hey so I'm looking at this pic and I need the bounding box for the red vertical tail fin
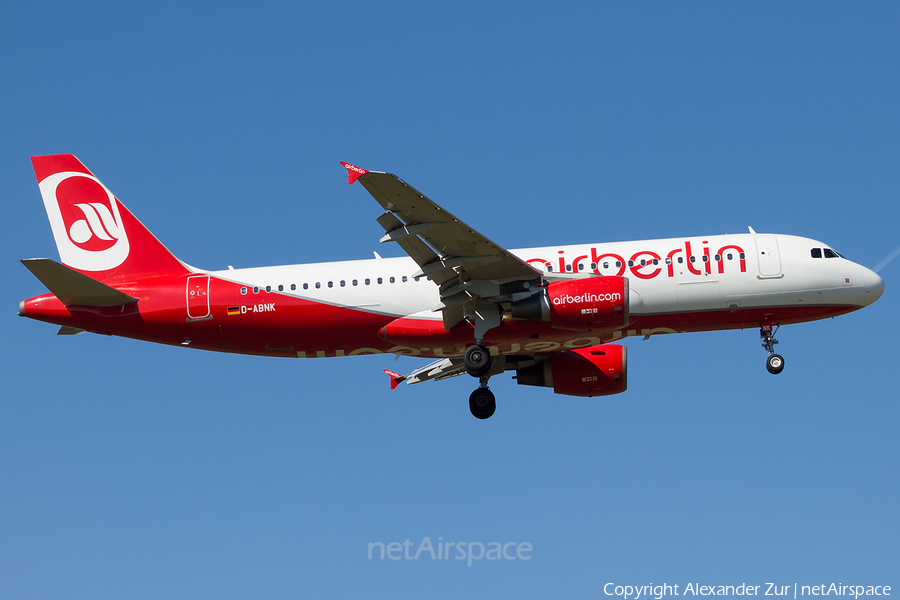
[31,155,190,282]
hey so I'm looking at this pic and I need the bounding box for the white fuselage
[210,233,883,322]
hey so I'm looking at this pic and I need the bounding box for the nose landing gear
[761,324,785,374]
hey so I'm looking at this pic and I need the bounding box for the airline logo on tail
[39,171,130,272]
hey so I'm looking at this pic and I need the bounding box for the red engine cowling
[515,344,627,397]
[511,276,629,330]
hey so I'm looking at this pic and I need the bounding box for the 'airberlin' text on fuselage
[527,241,748,280]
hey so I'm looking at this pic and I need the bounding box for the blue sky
[2,2,898,598]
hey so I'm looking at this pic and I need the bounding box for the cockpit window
[810,248,822,259]
[824,248,840,259]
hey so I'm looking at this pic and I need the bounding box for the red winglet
[383,369,405,390]
[340,161,368,184]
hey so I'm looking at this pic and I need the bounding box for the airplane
[18,154,885,419]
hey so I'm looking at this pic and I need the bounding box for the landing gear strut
[761,324,785,375]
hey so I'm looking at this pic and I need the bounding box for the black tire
[766,353,785,375]
[469,388,496,420]
[464,344,491,377]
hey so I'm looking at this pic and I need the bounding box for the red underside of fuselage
[20,274,860,359]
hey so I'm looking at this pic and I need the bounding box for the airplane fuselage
[21,233,882,359]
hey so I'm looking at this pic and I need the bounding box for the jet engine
[510,276,628,330]
[514,345,627,397]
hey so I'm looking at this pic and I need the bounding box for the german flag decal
[227,306,241,316]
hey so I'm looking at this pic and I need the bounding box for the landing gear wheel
[464,344,491,377]
[469,387,496,420]
[766,353,785,375]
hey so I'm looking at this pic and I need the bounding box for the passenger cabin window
[278,284,283,291]
[253,286,259,294]
[824,248,839,258]
[315,282,321,289]
[303,283,308,290]
[811,248,822,258]
[352,279,358,286]
[340,280,346,287]
[240,287,247,295]
[290,284,296,291]
[327,281,333,288]
[402,276,408,283]
[389,276,395,283]
[265,285,271,292]
[377,277,383,284]
[365,278,371,285]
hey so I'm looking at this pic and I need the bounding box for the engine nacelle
[511,276,629,330]
[515,345,627,397]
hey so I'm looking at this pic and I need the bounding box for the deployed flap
[354,168,539,282]
[342,162,543,333]
[402,357,468,385]
[21,258,139,306]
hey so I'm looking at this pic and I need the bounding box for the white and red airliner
[19,155,884,419]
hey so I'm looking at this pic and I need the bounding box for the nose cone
[860,267,884,306]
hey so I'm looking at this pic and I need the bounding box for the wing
[341,162,543,337]
[385,358,467,387]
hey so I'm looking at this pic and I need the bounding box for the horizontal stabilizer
[21,258,139,306]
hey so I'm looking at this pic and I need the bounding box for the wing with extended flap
[342,162,543,337]
[391,357,468,387]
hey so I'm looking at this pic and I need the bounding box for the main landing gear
[464,343,496,419]
[469,387,496,420]
[761,324,785,375]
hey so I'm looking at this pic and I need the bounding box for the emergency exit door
[186,275,210,319]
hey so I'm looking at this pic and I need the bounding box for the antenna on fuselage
[748,226,757,234]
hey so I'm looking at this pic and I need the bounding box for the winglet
[383,369,405,390]
[340,161,368,184]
